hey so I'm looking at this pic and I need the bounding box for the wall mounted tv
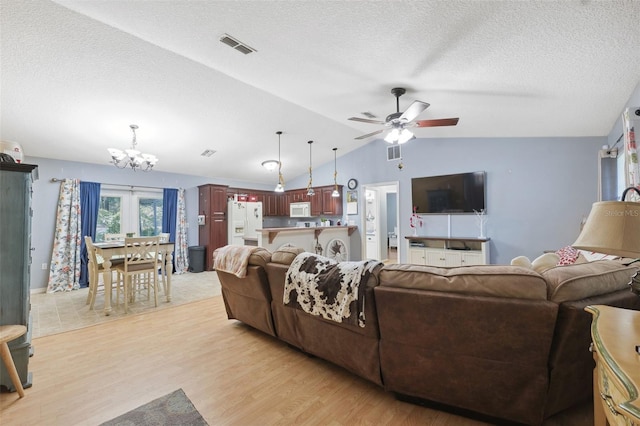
[411,171,486,214]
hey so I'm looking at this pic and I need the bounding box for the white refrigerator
[228,199,263,246]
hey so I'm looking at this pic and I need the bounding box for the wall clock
[347,178,358,190]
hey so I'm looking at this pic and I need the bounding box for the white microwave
[290,202,311,218]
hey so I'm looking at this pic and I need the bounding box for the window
[138,197,163,236]
[96,188,163,241]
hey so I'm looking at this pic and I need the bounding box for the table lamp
[573,186,640,295]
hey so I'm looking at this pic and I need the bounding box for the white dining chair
[112,237,160,313]
[84,236,124,310]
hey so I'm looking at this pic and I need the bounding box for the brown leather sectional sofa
[215,246,640,425]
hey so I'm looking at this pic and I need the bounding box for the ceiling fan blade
[414,117,459,127]
[354,129,384,140]
[399,101,430,122]
[348,117,386,125]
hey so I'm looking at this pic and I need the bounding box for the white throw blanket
[213,245,259,278]
[284,252,382,327]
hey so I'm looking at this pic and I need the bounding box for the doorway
[362,182,399,263]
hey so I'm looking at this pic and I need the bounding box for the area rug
[100,388,208,426]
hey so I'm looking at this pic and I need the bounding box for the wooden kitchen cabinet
[321,185,343,216]
[198,184,229,270]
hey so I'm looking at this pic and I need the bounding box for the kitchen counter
[256,225,358,259]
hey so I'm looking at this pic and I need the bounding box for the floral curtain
[47,178,82,292]
[623,108,640,201]
[174,188,189,274]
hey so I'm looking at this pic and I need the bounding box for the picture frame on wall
[347,190,358,215]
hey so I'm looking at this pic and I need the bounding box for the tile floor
[30,271,221,338]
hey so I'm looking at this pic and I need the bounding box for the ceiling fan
[348,87,459,144]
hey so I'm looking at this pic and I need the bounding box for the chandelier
[306,140,315,196]
[274,131,285,192]
[108,124,158,172]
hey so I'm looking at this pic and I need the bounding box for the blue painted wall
[24,79,640,289]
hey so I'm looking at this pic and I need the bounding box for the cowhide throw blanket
[284,252,382,328]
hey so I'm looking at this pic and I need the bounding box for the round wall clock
[347,178,358,190]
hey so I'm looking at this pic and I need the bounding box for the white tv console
[406,236,490,266]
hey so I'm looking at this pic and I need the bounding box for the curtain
[162,188,178,271]
[79,181,101,288]
[623,108,640,201]
[174,188,189,274]
[47,179,82,292]
[162,188,178,242]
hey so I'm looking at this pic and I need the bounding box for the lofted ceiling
[2,0,640,184]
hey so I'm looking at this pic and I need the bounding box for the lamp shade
[573,199,640,258]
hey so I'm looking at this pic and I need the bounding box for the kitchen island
[256,225,357,260]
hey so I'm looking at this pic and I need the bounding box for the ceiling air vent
[387,145,401,161]
[219,34,257,55]
[201,149,216,157]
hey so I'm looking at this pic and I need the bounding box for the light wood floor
[2,291,592,425]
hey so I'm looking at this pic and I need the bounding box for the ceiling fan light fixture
[397,129,415,144]
[384,128,400,143]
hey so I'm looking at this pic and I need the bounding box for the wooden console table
[585,305,640,425]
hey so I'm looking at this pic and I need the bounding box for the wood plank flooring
[1,294,592,425]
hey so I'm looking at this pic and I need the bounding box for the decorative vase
[412,227,417,237]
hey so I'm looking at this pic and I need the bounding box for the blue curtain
[162,188,178,241]
[79,181,101,288]
[163,188,178,270]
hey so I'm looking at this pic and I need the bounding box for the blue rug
[100,389,208,426]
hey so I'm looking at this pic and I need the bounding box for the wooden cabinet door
[211,186,228,215]
[309,189,322,216]
[409,248,427,265]
[198,184,229,270]
[321,186,343,216]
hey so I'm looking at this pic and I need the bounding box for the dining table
[93,241,175,316]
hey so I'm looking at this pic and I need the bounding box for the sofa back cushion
[379,264,548,300]
[248,247,272,268]
[271,244,305,265]
[542,260,638,303]
[212,246,272,269]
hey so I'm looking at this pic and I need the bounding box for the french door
[96,188,163,242]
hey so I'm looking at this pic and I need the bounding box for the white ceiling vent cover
[387,145,401,161]
[219,34,257,55]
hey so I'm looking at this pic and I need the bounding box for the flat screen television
[411,171,486,214]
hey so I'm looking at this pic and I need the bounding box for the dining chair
[84,236,124,310]
[112,236,160,313]
[104,233,126,242]
[157,233,171,294]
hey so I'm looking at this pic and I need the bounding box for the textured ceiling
[2,0,640,183]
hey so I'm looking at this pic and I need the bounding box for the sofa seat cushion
[379,264,548,300]
[542,260,638,303]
